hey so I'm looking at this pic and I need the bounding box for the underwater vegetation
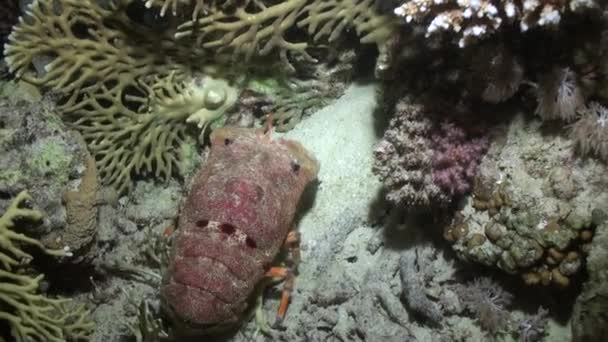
[0,191,93,342]
[3,0,396,194]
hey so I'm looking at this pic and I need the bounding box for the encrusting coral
[444,114,608,288]
[0,191,93,342]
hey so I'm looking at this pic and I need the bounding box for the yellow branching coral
[0,191,94,342]
[145,0,207,18]
[4,0,397,193]
[5,0,237,194]
[65,70,237,194]
[0,192,69,270]
[177,0,312,71]
[176,0,399,72]
[143,0,254,19]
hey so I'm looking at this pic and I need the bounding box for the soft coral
[431,121,489,198]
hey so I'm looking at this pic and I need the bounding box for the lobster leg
[263,230,301,324]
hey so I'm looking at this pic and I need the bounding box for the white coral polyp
[504,2,517,18]
[427,14,452,35]
[538,7,561,26]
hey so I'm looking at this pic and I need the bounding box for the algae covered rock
[0,89,96,260]
[446,115,608,287]
[572,210,608,341]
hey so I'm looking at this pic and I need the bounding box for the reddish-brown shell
[161,126,318,332]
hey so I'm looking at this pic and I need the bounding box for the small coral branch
[143,0,263,19]
[0,270,93,342]
[0,191,93,342]
[144,0,207,18]
[0,192,71,271]
[177,0,313,72]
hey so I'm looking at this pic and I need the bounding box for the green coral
[0,191,94,342]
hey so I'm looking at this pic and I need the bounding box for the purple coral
[431,122,489,198]
[373,98,489,208]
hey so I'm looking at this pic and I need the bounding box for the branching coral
[394,0,599,47]
[66,71,237,194]
[5,0,237,194]
[144,0,209,18]
[176,0,399,73]
[0,192,70,270]
[177,0,314,71]
[143,0,261,19]
[0,191,93,342]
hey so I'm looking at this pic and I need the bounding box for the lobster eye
[245,236,257,249]
[224,138,232,146]
[291,160,300,174]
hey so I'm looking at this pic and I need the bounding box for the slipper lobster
[160,125,319,333]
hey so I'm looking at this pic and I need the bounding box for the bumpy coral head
[209,126,320,183]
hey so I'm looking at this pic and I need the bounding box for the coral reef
[176,0,400,74]
[445,114,608,286]
[0,91,95,259]
[4,0,376,193]
[516,306,548,342]
[571,209,608,341]
[534,67,585,122]
[453,277,513,334]
[4,0,239,194]
[373,97,489,208]
[394,0,600,47]
[0,191,93,342]
[41,154,101,259]
[570,101,608,162]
